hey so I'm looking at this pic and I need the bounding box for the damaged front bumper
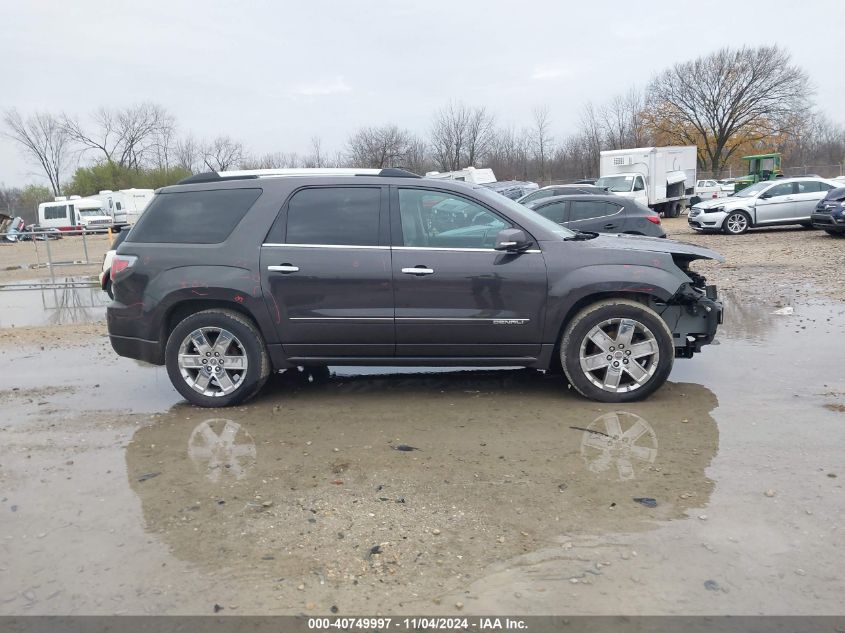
[656,283,723,359]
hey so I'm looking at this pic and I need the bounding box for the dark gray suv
[107,168,723,407]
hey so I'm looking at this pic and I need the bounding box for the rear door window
[282,187,381,246]
[570,201,620,221]
[128,189,261,243]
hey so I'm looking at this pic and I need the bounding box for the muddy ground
[0,221,843,615]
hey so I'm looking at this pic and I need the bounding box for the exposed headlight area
[703,205,725,214]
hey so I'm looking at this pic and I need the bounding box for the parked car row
[688,177,841,235]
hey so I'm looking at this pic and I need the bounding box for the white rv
[425,167,497,185]
[37,196,112,231]
[90,188,155,226]
[596,146,697,218]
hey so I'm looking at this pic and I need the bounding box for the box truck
[596,146,697,218]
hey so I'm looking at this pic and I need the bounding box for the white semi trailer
[597,146,697,218]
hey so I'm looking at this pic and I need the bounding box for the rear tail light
[111,254,137,277]
[646,215,661,224]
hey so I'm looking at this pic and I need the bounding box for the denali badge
[493,319,529,325]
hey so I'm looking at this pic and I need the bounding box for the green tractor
[733,153,783,192]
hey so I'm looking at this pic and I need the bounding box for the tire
[165,309,271,407]
[668,202,681,218]
[723,210,751,235]
[104,279,113,299]
[560,299,674,403]
[825,229,845,237]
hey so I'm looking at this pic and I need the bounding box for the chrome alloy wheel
[578,318,660,393]
[725,212,748,234]
[177,327,248,397]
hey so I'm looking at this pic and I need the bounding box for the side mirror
[494,228,531,252]
[759,191,772,199]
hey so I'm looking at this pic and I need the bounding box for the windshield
[474,187,575,239]
[78,208,106,216]
[733,181,770,197]
[595,175,634,192]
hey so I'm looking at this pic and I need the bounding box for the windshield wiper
[564,230,599,241]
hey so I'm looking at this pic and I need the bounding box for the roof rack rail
[177,172,259,185]
[176,167,421,186]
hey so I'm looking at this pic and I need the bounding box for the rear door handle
[401,266,434,276]
[268,264,299,273]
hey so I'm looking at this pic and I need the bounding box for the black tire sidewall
[562,303,674,403]
[165,310,266,407]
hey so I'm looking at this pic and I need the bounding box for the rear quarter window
[128,188,261,244]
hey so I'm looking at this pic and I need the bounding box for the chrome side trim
[262,243,390,250]
[289,317,393,321]
[398,317,530,323]
[261,244,541,253]
[393,246,542,254]
[288,317,530,323]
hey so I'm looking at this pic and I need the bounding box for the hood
[590,233,725,263]
[692,195,750,211]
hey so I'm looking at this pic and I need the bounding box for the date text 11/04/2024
[307,617,527,630]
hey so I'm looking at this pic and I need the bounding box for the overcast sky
[2,0,843,188]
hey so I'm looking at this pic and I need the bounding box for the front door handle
[603,223,617,230]
[401,266,434,276]
[268,264,299,273]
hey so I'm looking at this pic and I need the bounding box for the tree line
[3,44,844,211]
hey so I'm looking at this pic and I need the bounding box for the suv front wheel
[560,299,674,403]
[165,309,271,407]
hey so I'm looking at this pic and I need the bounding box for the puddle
[0,277,108,327]
[1,294,844,614]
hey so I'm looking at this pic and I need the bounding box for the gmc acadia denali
[106,168,723,407]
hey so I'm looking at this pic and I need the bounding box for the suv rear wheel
[560,299,674,403]
[165,309,270,407]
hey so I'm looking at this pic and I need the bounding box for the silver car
[688,177,841,235]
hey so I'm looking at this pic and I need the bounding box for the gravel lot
[662,217,845,303]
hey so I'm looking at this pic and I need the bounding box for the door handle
[401,266,434,276]
[267,264,299,273]
[603,223,617,229]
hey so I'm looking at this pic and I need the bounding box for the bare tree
[486,126,531,181]
[61,103,174,169]
[303,136,325,168]
[346,124,417,168]
[3,109,70,195]
[531,106,553,184]
[202,136,244,171]
[646,45,812,175]
[600,88,650,149]
[174,135,202,173]
[429,102,494,171]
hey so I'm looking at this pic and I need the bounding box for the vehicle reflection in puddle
[579,411,658,481]
[0,277,107,327]
[125,370,718,606]
[188,418,257,482]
